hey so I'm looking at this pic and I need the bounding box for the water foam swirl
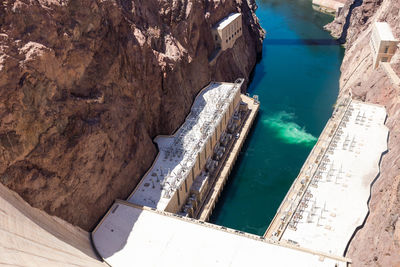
[263,111,317,147]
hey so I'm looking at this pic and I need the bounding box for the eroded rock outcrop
[326,1,400,266]
[0,0,264,231]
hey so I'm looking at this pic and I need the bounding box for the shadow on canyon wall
[339,0,364,43]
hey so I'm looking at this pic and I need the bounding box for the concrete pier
[197,94,259,221]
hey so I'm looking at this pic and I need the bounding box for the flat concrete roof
[281,101,388,256]
[214,13,241,30]
[92,201,348,267]
[127,81,241,210]
[375,22,398,42]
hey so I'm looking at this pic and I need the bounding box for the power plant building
[212,13,243,51]
[370,22,399,68]
[127,80,243,215]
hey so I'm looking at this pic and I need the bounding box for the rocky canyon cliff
[327,0,400,266]
[0,0,264,231]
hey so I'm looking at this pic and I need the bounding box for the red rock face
[326,0,400,266]
[0,0,264,230]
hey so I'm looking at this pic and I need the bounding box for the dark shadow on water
[265,38,341,46]
[247,60,267,94]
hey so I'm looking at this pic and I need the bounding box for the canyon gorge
[0,0,399,266]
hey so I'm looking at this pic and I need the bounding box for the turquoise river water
[209,0,344,235]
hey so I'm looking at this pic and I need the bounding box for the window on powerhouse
[384,46,389,53]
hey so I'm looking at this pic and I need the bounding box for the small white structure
[370,22,399,69]
[312,0,346,16]
[212,13,242,51]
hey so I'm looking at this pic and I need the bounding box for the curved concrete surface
[0,183,107,267]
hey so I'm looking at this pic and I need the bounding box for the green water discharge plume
[263,111,317,147]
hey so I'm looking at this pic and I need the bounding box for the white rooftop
[127,81,241,210]
[281,101,388,256]
[92,201,348,267]
[214,13,241,30]
[375,22,398,42]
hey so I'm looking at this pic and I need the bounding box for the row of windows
[371,38,392,55]
[371,29,395,54]
[215,27,242,42]
[225,28,242,43]
[384,46,389,53]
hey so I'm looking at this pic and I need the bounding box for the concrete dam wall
[0,183,106,266]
